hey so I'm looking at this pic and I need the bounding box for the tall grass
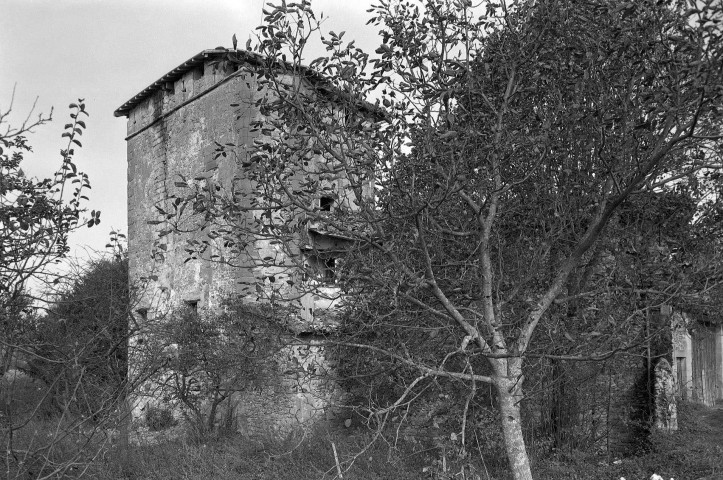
[4,367,721,480]
[1,370,120,479]
[95,427,429,480]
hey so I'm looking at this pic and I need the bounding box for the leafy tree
[0,94,109,479]
[1,93,96,374]
[25,250,129,417]
[157,0,723,478]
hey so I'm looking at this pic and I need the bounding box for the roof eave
[113,49,229,118]
[114,48,387,120]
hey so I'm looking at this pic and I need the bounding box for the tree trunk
[118,397,131,474]
[207,390,224,434]
[0,344,12,375]
[494,362,533,480]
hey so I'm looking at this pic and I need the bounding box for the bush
[141,302,283,441]
[146,405,177,431]
[23,255,130,417]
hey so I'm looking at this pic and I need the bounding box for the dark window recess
[320,196,334,211]
[185,300,199,313]
[322,258,336,282]
[305,255,337,283]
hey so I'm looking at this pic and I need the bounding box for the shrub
[141,302,283,441]
[23,255,130,418]
[146,405,177,431]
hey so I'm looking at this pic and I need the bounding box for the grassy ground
[95,402,722,480]
[532,401,723,480]
[3,369,722,479]
[89,401,722,480]
[94,429,428,480]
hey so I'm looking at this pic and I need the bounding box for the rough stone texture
[654,358,678,432]
[126,60,259,313]
[120,51,344,433]
[672,312,695,400]
[232,339,339,436]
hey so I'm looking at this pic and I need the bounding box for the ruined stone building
[115,48,350,317]
[114,48,370,431]
[114,48,722,442]
[671,311,723,406]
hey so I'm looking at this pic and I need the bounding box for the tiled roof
[114,48,386,119]
[114,49,257,117]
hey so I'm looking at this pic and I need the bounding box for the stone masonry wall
[127,60,260,312]
[124,56,340,433]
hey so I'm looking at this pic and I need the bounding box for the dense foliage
[1,98,96,377]
[155,0,723,477]
[0,100,95,300]
[25,254,129,417]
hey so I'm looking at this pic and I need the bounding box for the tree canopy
[157,0,723,477]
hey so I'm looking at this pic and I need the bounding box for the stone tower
[115,48,350,320]
[114,48,364,431]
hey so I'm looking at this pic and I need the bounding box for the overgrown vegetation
[23,253,129,418]
[0,251,132,479]
[0,95,123,479]
[155,0,723,478]
[18,400,712,480]
[135,302,285,442]
[3,1,723,478]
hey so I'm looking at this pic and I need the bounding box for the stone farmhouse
[114,48,372,431]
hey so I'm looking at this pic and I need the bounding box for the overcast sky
[1,0,378,260]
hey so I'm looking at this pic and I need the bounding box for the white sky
[0,0,378,260]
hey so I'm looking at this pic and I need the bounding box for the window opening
[305,254,337,284]
[320,196,334,212]
[322,257,336,282]
[184,300,199,314]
